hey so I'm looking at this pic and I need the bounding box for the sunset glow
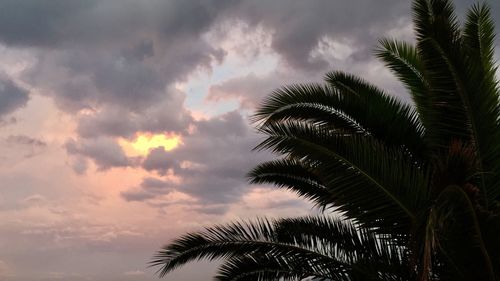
[120,133,181,156]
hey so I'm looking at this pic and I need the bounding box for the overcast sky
[0,1,498,280]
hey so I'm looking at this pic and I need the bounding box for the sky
[0,1,498,280]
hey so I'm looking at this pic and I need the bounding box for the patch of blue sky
[182,49,278,117]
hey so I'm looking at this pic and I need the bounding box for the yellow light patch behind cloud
[120,133,181,156]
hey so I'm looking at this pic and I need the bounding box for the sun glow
[119,133,181,156]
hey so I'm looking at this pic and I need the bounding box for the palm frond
[253,78,426,160]
[248,159,334,209]
[254,121,429,234]
[252,83,365,134]
[413,0,472,150]
[463,3,497,72]
[375,39,431,145]
[324,71,426,163]
[216,255,338,281]
[461,3,500,204]
[152,217,405,280]
[274,216,406,267]
[413,0,500,206]
[151,219,274,277]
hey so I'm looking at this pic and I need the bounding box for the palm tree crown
[152,0,500,280]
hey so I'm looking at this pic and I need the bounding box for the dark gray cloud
[0,0,226,48]
[10,0,231,143]
[121,177,175,202]
[142,147,179,175]
[76,107,139,139]
[0,75,29,118]
[252,0,498,70]
[195,110,247,138]
[219,0,411,70]
[26,47,176,112]
[129,111,271,206]
[65,138,134,171]
[7,0,494,146]
[8,0,410,118]
[76,89,193,138]
[0,0,97,46]
[205,0,499,109]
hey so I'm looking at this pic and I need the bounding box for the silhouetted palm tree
[152,0,500,280]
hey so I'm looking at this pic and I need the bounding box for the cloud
[0,75,29,118]
[5,135,46,147]
[3,135,46,159]
[13,0,231,112]
[65,137,133,171]
[11,0,417,141]
[26,47,172,112]
[0,0,97,47]
[217,0,413,70]
[141,147,179,175]
[76,88,192,139]
[8,0,478,160]
[69,157,89,175]
[0,0,228,48]
[20,194,48,207]
[207,71,312,109]
[124,111,271,208]
[121,177,176,202]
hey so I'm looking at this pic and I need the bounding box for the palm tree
[152,0,500,280]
